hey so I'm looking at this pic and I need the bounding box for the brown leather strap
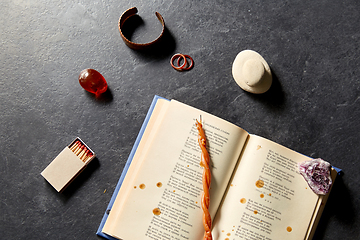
[118,7,165,50]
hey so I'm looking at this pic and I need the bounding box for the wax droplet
[255,179,264,188]
[287,226,292,232]
[153,208,161,215]
[134,186,137,189]
[225,238,229,240]
[254,210,258,214]
[173,190,176,192]
[269,193,272,196]
[79,69,108,96]
[227,233,231,236]
[240,198,247,204]
[257,145,262,150]
[222,230,225,232]
[156,182,162,188]
[139,184,146,189]
[260,194,264,198]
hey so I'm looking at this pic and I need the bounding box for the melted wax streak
[196,119,212,240]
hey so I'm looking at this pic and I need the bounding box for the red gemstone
[79,69,108,96]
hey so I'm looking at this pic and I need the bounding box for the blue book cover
[96,95,169,239]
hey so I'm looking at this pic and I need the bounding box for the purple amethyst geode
[298,158,332,195]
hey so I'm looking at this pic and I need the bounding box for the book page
[305,168,337,240]
[212,135,323,240]
[103,98,170,233]
[103,99,249,240]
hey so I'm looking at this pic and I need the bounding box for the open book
[97,96,338,240]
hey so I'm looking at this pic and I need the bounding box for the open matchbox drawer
[41,137,96,192]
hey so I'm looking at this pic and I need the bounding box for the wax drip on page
[195,117,212,240]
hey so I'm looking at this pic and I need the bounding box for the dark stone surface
[1,0,359,239]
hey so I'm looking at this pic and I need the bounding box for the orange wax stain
[269,193,272,196]
[225,238,229,240]
[240,198,246,204]
[255,179,264,188]
[287,226,292,232]
[254,210,258,214]
[260,194,264,198]
[153,208,161,215]
[173,190,176,192]
[139,184,146,189]
[257,145,262,150]
[156,182,162,188]
[231,184,234,187]
[222,230,224,232]
[134,186,137,189]
[227,233,231,236]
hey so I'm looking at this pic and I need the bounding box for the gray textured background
[1,0,359,239]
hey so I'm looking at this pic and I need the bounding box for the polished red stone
[78,69,108,96]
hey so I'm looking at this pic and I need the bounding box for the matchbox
[41,137,96,192]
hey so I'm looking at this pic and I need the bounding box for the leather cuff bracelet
[118,7,165,50]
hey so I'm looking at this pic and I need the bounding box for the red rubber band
[171,54,187,71]
[177,54,194,71]
[176,56,186,68]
